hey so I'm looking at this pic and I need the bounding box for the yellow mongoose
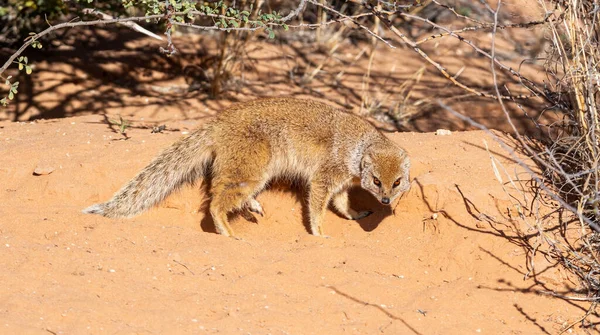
[84,98,411,237]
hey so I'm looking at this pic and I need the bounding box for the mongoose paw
[249,207,264,216]
[311,231,331,239]
[352,210,373,220]
[246,199,264,217]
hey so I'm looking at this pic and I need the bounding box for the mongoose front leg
[308,181,334,237]
[332,191,373,220]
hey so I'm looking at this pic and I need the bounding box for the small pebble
[33,166,55,176]
[435,129,452,136]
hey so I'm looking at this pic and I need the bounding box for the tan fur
[84,98,411,237]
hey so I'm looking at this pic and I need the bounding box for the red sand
[0,116,595,334]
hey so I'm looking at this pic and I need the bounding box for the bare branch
[398,10,551,102]
[0,14,166,79]
[0,0,310,79]
[309,0,396,49]
[438,100,600,233]
[415,16,559,46]
[82,8,163,40]
[361,0,526,100]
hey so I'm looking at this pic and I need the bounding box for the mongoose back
[84,98,411,237]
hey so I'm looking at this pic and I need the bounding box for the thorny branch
[2,0,553,106]
[439,1,600,329]
[0,0,309,79]
[361,0,520,100]
[2,0,597,328]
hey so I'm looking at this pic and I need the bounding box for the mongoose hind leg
[210,178,267,237]
[332,191,373,220]
[209,140,270,236]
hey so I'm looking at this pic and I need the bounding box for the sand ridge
[0,115,592,334]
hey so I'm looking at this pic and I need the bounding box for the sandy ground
[0,114,597,334]
[1,1,597,333]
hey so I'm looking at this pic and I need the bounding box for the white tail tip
[83,204,105,215]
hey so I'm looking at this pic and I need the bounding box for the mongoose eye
[393,178,401,187]
[373,177,381,187]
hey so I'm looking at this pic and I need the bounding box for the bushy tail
[83,127,214,218]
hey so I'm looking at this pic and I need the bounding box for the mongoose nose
[381,197,390,205]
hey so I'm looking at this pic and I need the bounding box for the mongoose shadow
[198,179,390,235]
[346,188,392,232]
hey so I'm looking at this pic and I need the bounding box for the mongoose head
[360,147,410,205]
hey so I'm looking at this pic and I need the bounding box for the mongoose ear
[401,155,411,173]
[360,153,372,171]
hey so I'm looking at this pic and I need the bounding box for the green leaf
[268,29,275,39]
[25,66,32,75]
[18,63,23,70]
[23,56,28,64]
[8,91,14,100]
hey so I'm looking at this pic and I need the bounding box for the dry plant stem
[0,13,165,78]
[212,15,232,96]
[360,42,377,114]
[437,100,600,232]
[558,302,597,335]
[406,0,431,16]
[316,0,325,42]
[415,16,558,46]
[308,0,395,49]
[439,0,600,233]
[361,1,516,100]
[0,0,309,80]
[437,102,600,233]
[489,0,599,233]
[371,1,382,45]
[538,0,600,237]
[287,13,374,29]
[397,11,545,100]
[540,291,600,302]
[83,8,163,40]
[430,0,487,25]
[278,0,307,22]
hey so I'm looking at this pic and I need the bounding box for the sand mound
[0,116,592,334]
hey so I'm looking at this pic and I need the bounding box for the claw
[353,210,373,220]
[249,207,264,217]
[246,198,264,216]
